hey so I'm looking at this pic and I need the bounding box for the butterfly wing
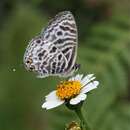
[36,44,69,78]
[23,11,78,78]
[41,11,78,77]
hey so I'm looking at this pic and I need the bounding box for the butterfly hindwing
[37,44,68,78]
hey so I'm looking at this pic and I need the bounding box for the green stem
[75,108,91,130]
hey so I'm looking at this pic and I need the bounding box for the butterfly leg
[74,63,80,71]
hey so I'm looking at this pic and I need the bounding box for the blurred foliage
[0,0,130,130]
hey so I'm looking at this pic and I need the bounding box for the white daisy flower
[42,74,99,110]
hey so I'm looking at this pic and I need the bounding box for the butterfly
[23,11,80,78]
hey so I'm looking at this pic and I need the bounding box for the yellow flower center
[56,81,81,100]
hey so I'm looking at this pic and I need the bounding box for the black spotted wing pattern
[23,11,78,78]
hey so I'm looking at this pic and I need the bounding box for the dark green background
[0,0,130,130]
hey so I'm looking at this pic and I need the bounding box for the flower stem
[75,108,91,130]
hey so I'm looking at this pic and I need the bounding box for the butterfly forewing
[23,11,78,78]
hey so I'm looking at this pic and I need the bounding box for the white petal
[74,74,80,80]
[42,100,64,110]
[81,81,99,94]
[70,93,87,105]
[74,74,83,81]
[42,90,64,109]
[42,97,64,110]
[69,74,83,81]
[45,90,57,101]
[81,74,96,86]
[69,74,80,81]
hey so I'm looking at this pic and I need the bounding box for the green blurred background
[0,0,130,130]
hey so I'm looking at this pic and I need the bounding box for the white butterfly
[23,11,80,78]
